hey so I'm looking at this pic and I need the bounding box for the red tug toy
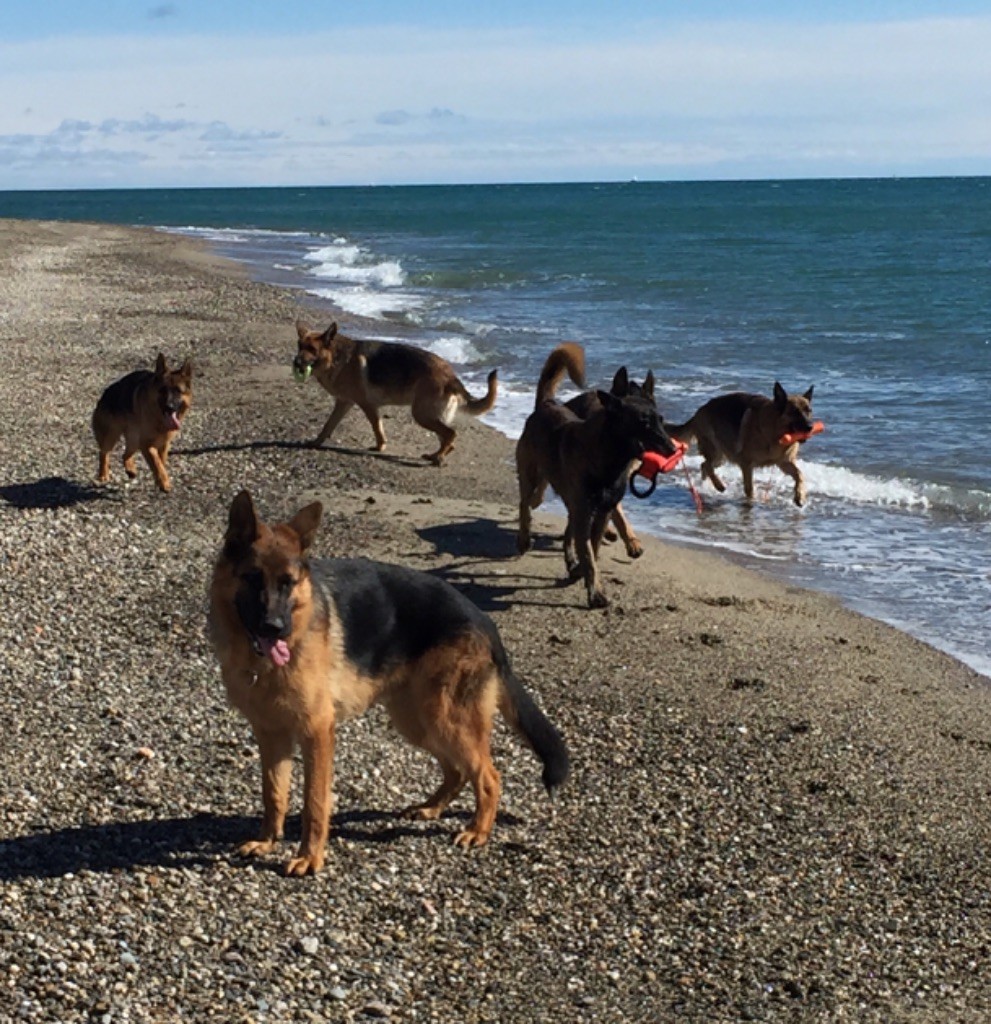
[630,442,688,498]
[779,420,825,446]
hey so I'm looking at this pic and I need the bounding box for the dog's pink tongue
[267,639,291,667]
[166,411,181,431]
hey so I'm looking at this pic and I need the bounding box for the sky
[2,1,990,189]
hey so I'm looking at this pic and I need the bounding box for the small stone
[299,936,319,955]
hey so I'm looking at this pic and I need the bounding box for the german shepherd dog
[293,321,498,465]
[209,490,569,875]
[667,383,816,506]
[92,353,192,492]
[515,344,676,609]
[565,365,658,560]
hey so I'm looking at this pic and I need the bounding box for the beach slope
[1,220,990,1023]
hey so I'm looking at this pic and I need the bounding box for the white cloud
[1,16,989,187]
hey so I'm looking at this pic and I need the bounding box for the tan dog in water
[667,383,816,505]
[293,321,498,465]
[208,490,569,875]
[91,353,192,492]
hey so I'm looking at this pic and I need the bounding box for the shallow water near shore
[2,179,989,675]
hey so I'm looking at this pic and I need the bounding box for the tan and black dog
[667,383,816,506]
[515,343,676,609]
[92,353,192,492]
[293,320,498,465]
[209,490,569,876]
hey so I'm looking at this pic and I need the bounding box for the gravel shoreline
[2,219,991,1023]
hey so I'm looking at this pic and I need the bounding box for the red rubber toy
[779,420,825,446]
[630,442,688,498]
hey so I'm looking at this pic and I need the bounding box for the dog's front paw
[588,589,610,609]
[625,538,644,559]
[453,827,490,849]
[284,850,325,876]
[794,490,806,507]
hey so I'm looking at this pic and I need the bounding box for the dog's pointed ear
[178,358,193,382]
[643,370,656,401]
[773,381,788,412]
[295,320,311,340]
[596,389,621,412]
[320,322,338,346]
[154,353,168,377]
[804,385,814,402]
[288,501,323,553]
[225,490,259,557]
[611,367,629,397]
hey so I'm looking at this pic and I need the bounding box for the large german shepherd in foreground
[515,344,676,609]
[293,321,498,465]
[667,383,816,506]
[92,353,192,492]
[209,490,569,875]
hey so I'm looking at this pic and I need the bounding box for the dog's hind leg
[92,409,121,483]
[412,399,457,465]
[394,643,501,848]
[419,421,456,465]
[563,519,581,579]
[314,399,354,447]
[401,757,467,822]
[698,442,727,493]
[516,456,540,554]
[741,463,756,501]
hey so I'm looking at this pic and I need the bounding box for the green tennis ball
[293,364,313,384]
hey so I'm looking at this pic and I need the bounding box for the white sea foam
[167,225,313,243]
[422,336,485,366]
[307,286,424,320]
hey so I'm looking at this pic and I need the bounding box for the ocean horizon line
[2,172,990,197]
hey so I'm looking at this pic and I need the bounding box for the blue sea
[2,180,989,676]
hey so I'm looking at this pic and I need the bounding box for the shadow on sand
[0,804,523,881]
[0,476,108,510]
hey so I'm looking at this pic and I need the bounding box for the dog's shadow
[178,439,427,469]
[0,806,520,881]
[0,476,107,510]
[416,517,568,611]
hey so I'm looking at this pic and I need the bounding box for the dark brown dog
[667,383,816,506]
[565,366,658,559]
[293,320,498,465]
[92,353,192,492]
[515,343,676,608]
[209,490,569,875]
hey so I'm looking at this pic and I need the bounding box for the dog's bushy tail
[450,369,498,416]
[498,670,570,797]
[665,415,696,444]
[535,343,586,409]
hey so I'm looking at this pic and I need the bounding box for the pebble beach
[2,219,991,1023]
